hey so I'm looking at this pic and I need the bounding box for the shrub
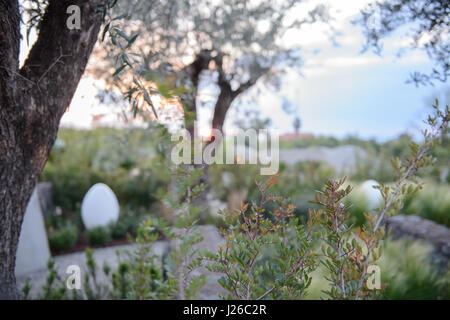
[209,163,261,203]
[29,103,449,300]
[203,175,320,300]
[303,238,449,300]
[107,167,209,300]
[37,259,68,300]
[309,102,449,299]
[48,226,79,252]
[109,213,143,239]
[403,183,450,227]
[40,126,172,212]
[86,226,112,247]
[110,220,128,239]
[122,214,143,237]
[379,238,449,300]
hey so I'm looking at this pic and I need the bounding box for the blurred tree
[97,0,328,138]
[356,0,449,86]
[234,110,272,131]
[0,0,109,298]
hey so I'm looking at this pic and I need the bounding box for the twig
[354,115,448,299]
[256,287,275,300]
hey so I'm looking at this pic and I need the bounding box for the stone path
[16,225,227,299]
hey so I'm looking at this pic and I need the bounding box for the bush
[204,176,320,300]
[304,238,449,300]
[345,189,369,227]
[48,226,79,252]
[209,163,261,203]
[29,104,449,300]
[346,181,450,228]
[110,221,128,239]
[403,183,450,227]
[40,126,171,212]
[378,238,449,300]
[86,226,112,247]
[110,215,141,239]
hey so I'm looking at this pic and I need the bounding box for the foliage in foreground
[26,102,449,300]
[203,175,319,299]
[379,238,449,300]
[303,238,449,300]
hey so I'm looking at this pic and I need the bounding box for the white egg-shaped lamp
[360,180,383,211]
[81,183,119,230]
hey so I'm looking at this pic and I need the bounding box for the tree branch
[354,113,449,299]
[19,0,105,118]
[232,77,258,98]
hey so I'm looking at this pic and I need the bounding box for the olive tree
[0,0,111,299]
[99,0,328,137]
[357,0,449,86]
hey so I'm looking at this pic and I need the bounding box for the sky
[20,0,449,142]
[200,0,449,141]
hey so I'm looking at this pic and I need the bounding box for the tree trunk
[211,86,234,135]
[179,50,213,138]
[178,51,256,221]
[189,82,233,222]
[0,0,105,299]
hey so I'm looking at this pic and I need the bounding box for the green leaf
[115,29,130,41]
[112,13,128,21]
[143,89,158,119]
[112,64,126,77]
[126,34,139,49]
[101,23,110,42]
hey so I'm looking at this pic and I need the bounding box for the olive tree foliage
[94,0,329,136]
[356,0,449,86]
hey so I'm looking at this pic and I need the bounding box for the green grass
[303,238,448,300]
[404,182,450,227]
[378,238,449,300]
